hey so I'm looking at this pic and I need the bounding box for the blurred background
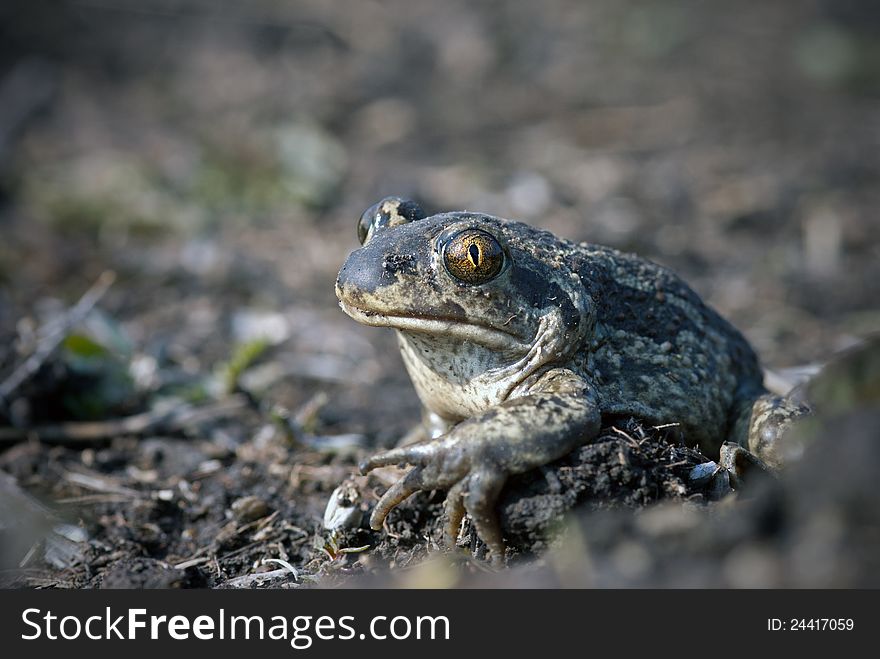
[0,0,878,587]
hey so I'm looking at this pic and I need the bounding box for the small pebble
[231,495,270,523]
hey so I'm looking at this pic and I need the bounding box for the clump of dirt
[498,423,705,556]
[333,420,708,568]
[99,557,206,589]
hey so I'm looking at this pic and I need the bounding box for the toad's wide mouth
[337,299,531,353]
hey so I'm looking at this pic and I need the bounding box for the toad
[335,197,808,561]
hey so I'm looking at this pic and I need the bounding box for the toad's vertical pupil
[442,229,503,283]
[468,243,481,266]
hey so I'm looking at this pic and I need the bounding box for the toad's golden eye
[442,229,505,284]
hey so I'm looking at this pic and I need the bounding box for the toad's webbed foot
[362,452,509,559]
[360,376,601,563]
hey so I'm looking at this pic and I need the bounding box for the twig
[610,425,640,447]
[174,556,212,570]
[260,558,299,582]
[0,394,248,443]
[54,494,137,505]
[63,470,140,497]
[0,270,116,407]
[338,544,370,554]
[664,460,692,469]
[223,568,297,589]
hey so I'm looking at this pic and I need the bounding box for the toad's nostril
[382,252,418,278]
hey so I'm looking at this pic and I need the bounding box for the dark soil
[0,411,708,587]
[1,0,878,588]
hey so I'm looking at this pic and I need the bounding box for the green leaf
[62,333,110,359]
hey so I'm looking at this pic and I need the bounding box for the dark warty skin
[335,197,809,562]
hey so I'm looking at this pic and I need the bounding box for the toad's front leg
[359,370,601,563]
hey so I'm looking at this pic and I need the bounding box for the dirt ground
[0,0,878,588]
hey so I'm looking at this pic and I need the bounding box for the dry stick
[0,270,117,406]
[0,395,249,443]
[223,568,296,588]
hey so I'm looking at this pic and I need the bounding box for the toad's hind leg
[741,393,811,468]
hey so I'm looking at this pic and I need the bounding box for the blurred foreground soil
[0,0,878,587]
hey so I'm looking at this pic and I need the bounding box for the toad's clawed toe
[461,469,507,562]
[369,466,425,530]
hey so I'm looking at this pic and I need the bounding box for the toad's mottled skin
[335,197,808,561]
